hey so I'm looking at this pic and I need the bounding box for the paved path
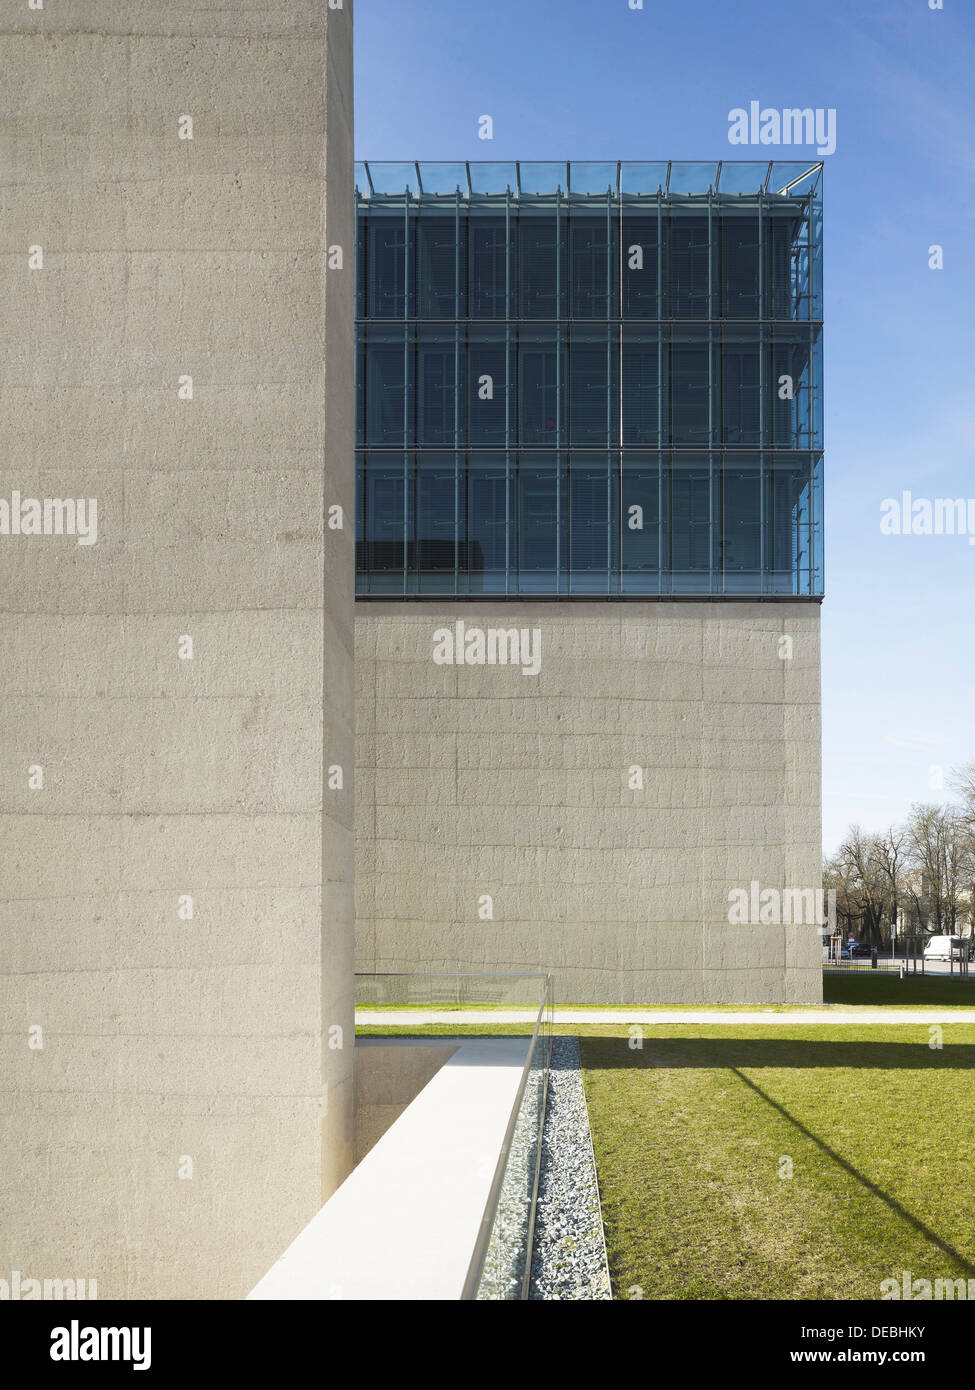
[356,1008,975,1026]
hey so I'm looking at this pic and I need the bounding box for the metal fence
[823,937,971,977]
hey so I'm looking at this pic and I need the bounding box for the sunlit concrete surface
[0,0,356,1298]
[355,602,823,1005]
[249,1036,530,1301]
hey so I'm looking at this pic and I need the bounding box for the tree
[826,826,893,948]
[823,850,857,938]
[826,761,975,948]
[950,763,975,928]
[904,803,972,935]
[873,825,906,945]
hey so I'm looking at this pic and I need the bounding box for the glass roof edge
[354,160,824,197]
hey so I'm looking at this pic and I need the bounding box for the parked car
[850,942,872,958]
[923,935,966,961]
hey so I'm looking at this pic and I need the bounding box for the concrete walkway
[356,1008,975,1026]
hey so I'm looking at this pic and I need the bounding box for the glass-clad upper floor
[355,162,824,599]
[358,324,821,451]
[358,450,822,598]
[355,161,823,323]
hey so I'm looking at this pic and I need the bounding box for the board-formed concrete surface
[0,1,355,1299]
[355,601,823,1005]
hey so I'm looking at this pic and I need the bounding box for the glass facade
[355,161,823,597]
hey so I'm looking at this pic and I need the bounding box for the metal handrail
[354,969,551,1007]
[519,974,553,1300]
[353,970,554,1300]
[460,973,553,1300]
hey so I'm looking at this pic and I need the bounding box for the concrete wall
[354,1040,458,1163]
[0,1,355,1299]
[356,602,823,1005]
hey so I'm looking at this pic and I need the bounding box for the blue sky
[354,0,975,853]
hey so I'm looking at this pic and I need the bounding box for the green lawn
[358,1023,600,1037]
[823,971,975,1006]
[581,1025,975,1300]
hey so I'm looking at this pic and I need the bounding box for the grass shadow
[581,1036,975,1070]
[731,1066,975,1277]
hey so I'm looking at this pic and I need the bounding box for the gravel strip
[529,1036,612,1300]
[475,1055,544,1299]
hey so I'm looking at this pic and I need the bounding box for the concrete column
[0,1,355,1299]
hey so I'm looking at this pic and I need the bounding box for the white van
[923,935,965,961]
